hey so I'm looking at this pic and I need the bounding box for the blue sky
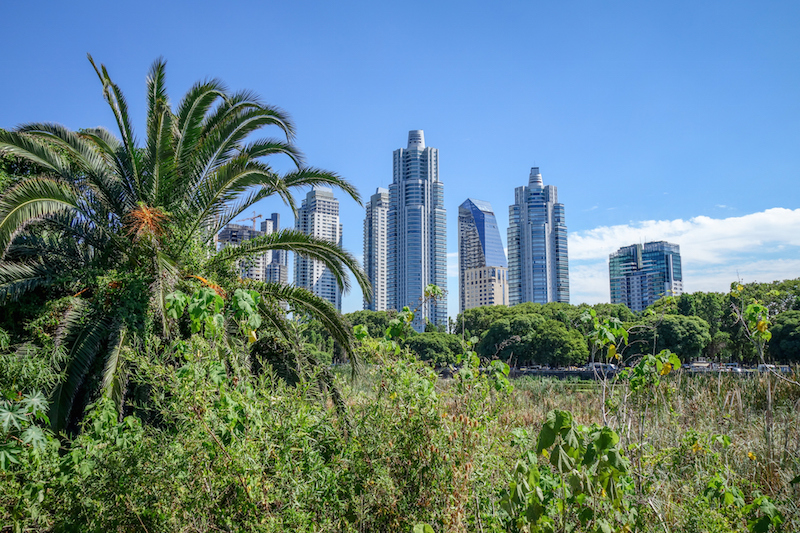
[2,1,799,317]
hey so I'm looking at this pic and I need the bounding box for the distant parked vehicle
[756,364,791,373]
[721,363,744,373]
[586,362,617,377]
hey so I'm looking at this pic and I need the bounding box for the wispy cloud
[569,208,800,304]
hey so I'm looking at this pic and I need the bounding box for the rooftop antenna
[237,211,262,231]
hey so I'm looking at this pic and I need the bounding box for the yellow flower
[748,452,756,461]
[737,285,744,292]
[757,321,768,333]
[660,363,673,376]
[692,442,703,454]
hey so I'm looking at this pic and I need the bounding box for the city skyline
[2,2,799,318]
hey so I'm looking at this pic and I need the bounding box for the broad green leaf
[549,443,575,473]
[21,426,48,452]
[0,403,25,432]
[20,391,48,417]
[595,427,619,451]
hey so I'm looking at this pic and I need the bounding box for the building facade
[260,213,289,285]
[363,187,389,311]
[507,167,569,305]
[463,266,509,310]
[458,198,508,312]
[388,130,447,330]
[609,241,683,312]
[294,188,343,311]
[217,223,267,281]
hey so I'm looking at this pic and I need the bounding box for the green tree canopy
[769,310,800,362]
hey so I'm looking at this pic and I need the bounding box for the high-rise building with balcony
[388,130,447,330]
[260,213,289,285]
[609,241,683,312]
[294,187,343,311]
[363,187,389,311]
[217,222,267,281]
[507,167,569,305]
[458,198,508,312]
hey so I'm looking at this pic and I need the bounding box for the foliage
[0,57,368,430]
[631,314,712,362]
[405,332,463,366]
[499,409,635,533]
[769,310,800,362]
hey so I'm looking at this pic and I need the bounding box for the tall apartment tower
[260,213,289,285]
[294,187,343,311]
[217,222,267,281]
[458,198,508,312]
[363,187,389,311]
[609,241,683,312]
[507,167,570,305]
[388,130,447,330]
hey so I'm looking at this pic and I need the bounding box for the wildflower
[660,363,673,376]
[757,320,768,333]
[692,442,703,454]
[737,285,744,292]
[748,452,756,461]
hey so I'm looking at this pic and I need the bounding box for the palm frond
[0,129,72,178]
[0,260,57,302]
[143,57,176,207]
[201,90,294,141]
[50,302,111,432]
[207,230,371,299]
[241,138,303,167]
[87,54,142,195]
[282,167,362,206]
[101,326,128,416]
[173,80,226,177]
[14,123,128,213]
[251,281,358,366]
[0,177,80,254]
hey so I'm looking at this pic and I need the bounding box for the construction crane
[236,211,262,231]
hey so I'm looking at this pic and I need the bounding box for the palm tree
[0,55,370,431]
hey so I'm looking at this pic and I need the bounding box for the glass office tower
[609,241,683,312]
[387,130,447,330]
[458,198,508,312]
[507,167,569,305]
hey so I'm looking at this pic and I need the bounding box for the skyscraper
[260,213,288,285]
[363,187,389,311]
[388,130,447,330]
[507,167,569,305]
[609,241,683,312]
[294,187,343,311]
[458,198,508,312]
[217,222,267,281]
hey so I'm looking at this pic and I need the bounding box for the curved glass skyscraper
[458,199,508,312]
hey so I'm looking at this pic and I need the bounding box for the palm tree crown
[0,55,369,430]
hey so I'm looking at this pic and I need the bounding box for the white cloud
[570,208,800,263]
[447,251,458,278]
[568,208,800,305]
